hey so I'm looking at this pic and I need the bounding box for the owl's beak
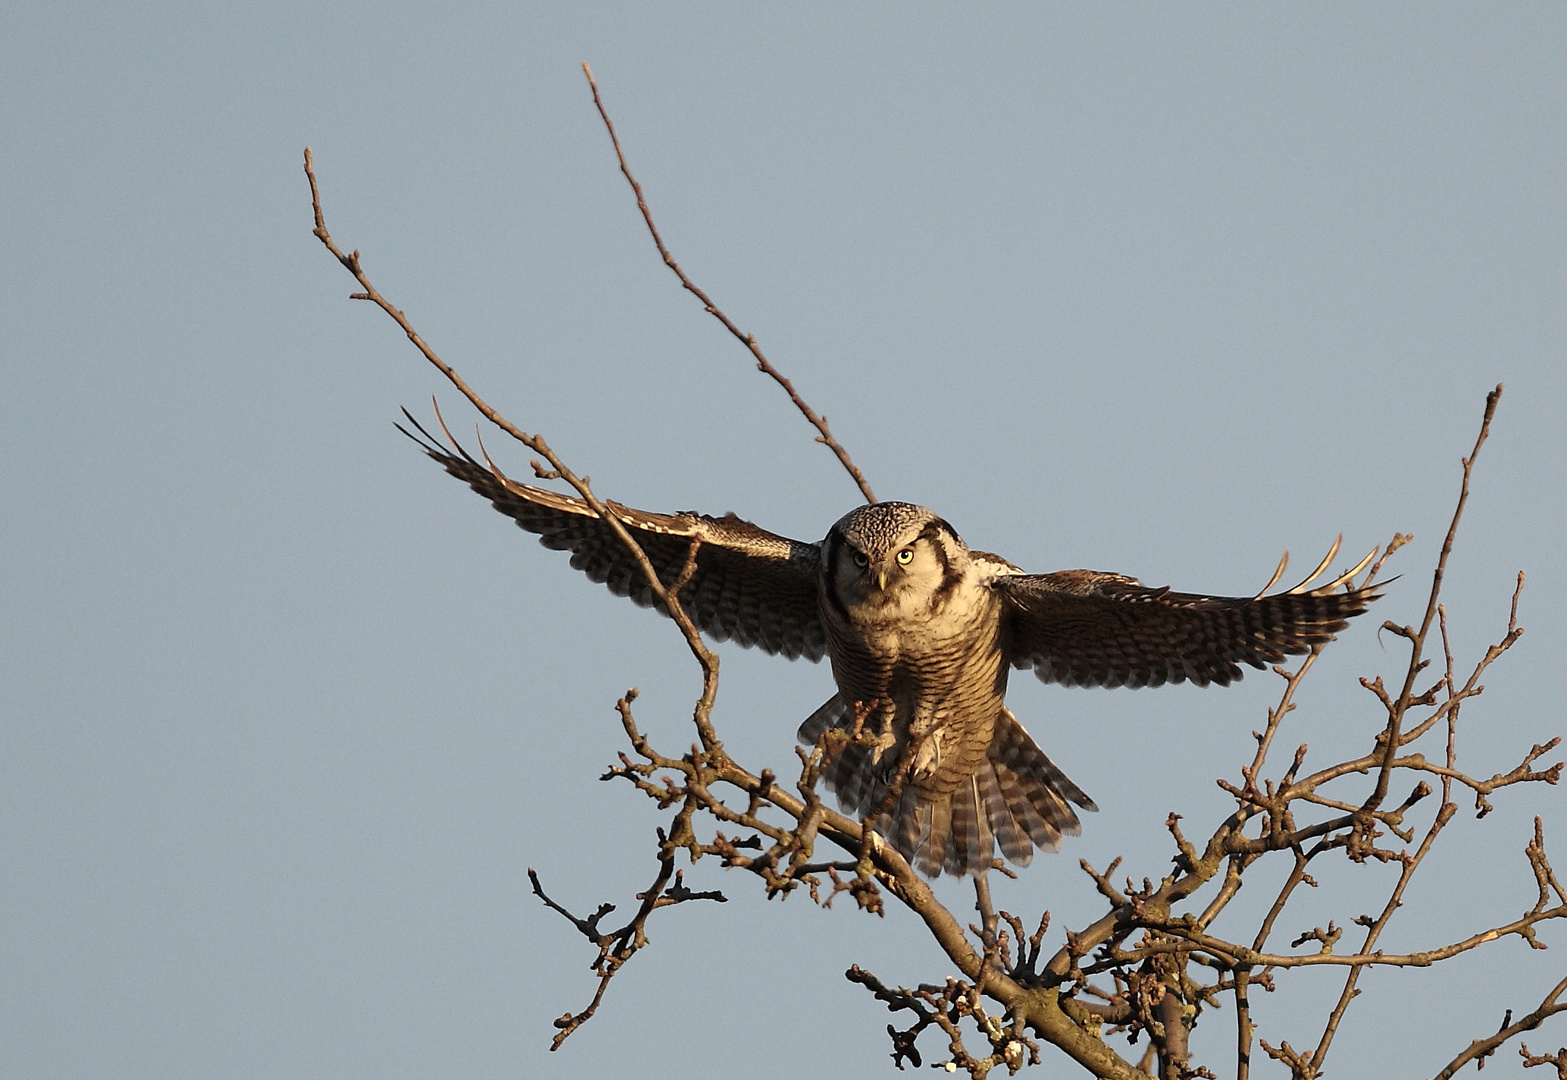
[875,569,888,591]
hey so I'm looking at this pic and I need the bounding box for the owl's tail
[798,697,1096,877]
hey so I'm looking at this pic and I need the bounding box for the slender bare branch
[1374,384,1503,810]
[579,62,878,505]
[1435,978,1567,1079]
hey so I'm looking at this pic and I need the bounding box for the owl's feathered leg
[800,694,896,811]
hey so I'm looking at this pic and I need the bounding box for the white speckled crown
[830,502,940,554]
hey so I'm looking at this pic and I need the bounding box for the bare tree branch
[1435,976,1567,1079]
[579,62,878,505]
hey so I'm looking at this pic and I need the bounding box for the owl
[402,415,1378,877]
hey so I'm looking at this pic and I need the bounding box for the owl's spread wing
[996,561,1379,689]
[400,413,827,661]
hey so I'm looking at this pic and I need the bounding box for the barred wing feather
[400,412,827,661]
[998,560,1379,690]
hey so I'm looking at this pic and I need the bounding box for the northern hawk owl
[404,417,1378,878]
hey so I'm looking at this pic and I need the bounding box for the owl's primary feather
[403,415,1380,877]
[399,411,826,661]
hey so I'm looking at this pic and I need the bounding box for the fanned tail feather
[797,695,850,744]
[798,696,1094,877]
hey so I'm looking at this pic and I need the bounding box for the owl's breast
[822,577,1006,710]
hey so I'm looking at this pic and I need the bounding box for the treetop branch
[580,62,879,505]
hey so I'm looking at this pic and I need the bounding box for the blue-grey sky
[4,5,1564,1078]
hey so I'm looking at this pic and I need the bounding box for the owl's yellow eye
[853,552,869,568]
[896,548,915,565]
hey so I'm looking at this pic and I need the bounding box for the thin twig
[580,62,878,505]
[1373,384,1502,811]
[1433,976,1567,1079]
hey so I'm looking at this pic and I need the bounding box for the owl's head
[825,502,967,608]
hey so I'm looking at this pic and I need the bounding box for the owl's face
[825,502,965,612]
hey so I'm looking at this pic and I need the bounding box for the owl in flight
[402,415,1378,878]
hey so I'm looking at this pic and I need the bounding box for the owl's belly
[828,612,1008,723]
